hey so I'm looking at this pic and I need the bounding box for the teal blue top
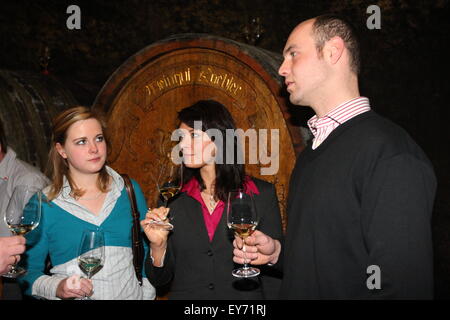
[18,172,155,300]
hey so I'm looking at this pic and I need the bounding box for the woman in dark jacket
[142,100,282,299]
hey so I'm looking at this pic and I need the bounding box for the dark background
[1,0,449,298]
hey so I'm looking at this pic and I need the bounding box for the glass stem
[242,237,249,270]
[164,200,170,222]
[84,274,91,300]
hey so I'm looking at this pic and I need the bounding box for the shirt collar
[58,165,123,200]
[181,177,202,202]
[307,96,370,136]
[181,176,260,200]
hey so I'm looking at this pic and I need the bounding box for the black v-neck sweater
[280,110,436,299]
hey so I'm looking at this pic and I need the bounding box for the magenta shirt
[181,177,260,242]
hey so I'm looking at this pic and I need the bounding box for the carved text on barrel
[144,66,243,98]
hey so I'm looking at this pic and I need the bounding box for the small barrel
[93,34,305,230]
[0,70,77,172]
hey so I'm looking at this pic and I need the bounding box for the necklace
[202,190,217,212]
[77,191,103,201]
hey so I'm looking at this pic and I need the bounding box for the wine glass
[3,185,42,278]
[151,161,183,231]
[227,190,260,278]
[77,230,105,300]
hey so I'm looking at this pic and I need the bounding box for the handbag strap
[121,174,144,286]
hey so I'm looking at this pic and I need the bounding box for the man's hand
[232,230,281,265]
[0,236,26,275]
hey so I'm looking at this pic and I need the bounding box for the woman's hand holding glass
[141,207,170,266]
[142,207,170,245]
[56,275,93,300]
[150,160,183,231]
[75,230,104,300]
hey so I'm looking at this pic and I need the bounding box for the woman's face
[178,122,216,168]
[56,118,107,176]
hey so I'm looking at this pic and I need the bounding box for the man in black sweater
[233,15,436,299]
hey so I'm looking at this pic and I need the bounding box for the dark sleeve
[361,153,436,299]
[256,182,284,299]
[257,182,283,241]
[144,236,175,289]
[144,198,175,290]
[269,237,285,273]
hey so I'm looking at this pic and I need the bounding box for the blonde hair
[46,106,110,201]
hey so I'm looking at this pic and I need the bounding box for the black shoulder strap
[121,174,144,286]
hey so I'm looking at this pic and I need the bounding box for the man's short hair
[312,14,361,75]
[0,117,7,153]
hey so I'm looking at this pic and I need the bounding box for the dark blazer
[145,178,283,300]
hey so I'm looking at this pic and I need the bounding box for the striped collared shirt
[307,97,371,150]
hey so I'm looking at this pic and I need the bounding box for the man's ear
[55,142,67,159]
[324,36,345,65]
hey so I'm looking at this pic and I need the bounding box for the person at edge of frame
[0,117,48,299]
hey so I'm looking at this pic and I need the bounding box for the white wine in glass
[77,230,105,299]
[227,190,260,278]
[152,162,183,231]
[3,185,42,278]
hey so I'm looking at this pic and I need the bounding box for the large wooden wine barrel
[0,70,77,171]
[93,34,305,230]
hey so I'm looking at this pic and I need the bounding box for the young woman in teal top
[18,106,155,300]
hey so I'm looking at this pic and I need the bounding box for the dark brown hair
[312,14,361,74]
[178,100,245,202]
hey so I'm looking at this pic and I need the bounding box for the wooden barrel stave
[93,34,304,231]
[0,70,77,171]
